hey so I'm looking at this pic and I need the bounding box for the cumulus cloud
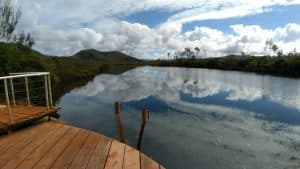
[13,0,300,59]
[168,0,300,24]
[30,27,103,56]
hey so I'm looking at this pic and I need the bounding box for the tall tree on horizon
[0,0,34,48]
[0,0,21,41]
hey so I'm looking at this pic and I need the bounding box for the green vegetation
[0,43,142,100]
[150,54,300,77]
[72,49,139,62]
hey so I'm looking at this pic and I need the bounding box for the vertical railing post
[44,75,49,110]
[9,78,16,106]
[4,79,13,123]
[114,102,125,143]
[137,108,149,150]
[47,74,53,107]
[25,77,31,107]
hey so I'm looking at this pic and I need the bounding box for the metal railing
[0,72,53,124]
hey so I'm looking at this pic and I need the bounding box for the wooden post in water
[114,102,125,143]
[137,108,148,151]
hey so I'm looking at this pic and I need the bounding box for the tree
[167,52,171,60]
[293,48,297,55]
[182,47,194,59]
[194,47,200,59]
[0,0,21,41]
[265,39,282,57]
[0,0,35,48]
[277,49,283,57]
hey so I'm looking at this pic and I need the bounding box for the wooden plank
[104,140,125,169]
[0,122,52,152]
[0,105,58,128]
[68,133,101,169]
[141,153,160,169]
[32,127,80,169]
[0,122,50,150]
[0,122,56,166]
[49,130,90,169]
[2,124,63,169]
[85,135,112,169]
[159,165,166,169]
[16,125,71,169]
[123,145,140,169]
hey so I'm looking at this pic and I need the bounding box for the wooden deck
[0,121,165,169]
[0,105,58,129]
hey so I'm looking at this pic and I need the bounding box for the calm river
[58,66,300,169]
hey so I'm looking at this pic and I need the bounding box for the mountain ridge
[71,49,139,62]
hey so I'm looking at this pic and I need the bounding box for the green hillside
[72,49,139,62]
[0,43,141,99]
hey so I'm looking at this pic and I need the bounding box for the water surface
[58,67,300,169]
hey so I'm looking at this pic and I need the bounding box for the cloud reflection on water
[59,67,300,169]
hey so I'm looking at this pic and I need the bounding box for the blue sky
[18,0,300,59]
[125,5,300,33]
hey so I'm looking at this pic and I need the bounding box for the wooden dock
[0,121,165,169]
[0,105,58,131]
[0,72,58,132]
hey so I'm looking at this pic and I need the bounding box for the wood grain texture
[32,127,80,169]
[123,145,140,169]
[141,153,160,169]
[0,105,58,128]
[49,130,90,169]
[16,125,71,169]
[68,133,101,169]
[86,135,112,169]
[104,140,125,169]
[0,122,55,167]
[2,124,62,169]
[0,122,50,153]
[159,165,166,169]
[0,121,164,169]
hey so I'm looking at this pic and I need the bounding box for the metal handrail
[0,72,49,80]
[0,72,53,124]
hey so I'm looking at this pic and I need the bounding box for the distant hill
[71,49,139,62]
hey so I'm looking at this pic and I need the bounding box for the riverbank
[0,43,142,99]
[149,55,300,78]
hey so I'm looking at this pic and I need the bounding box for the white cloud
[12,0,300,59]
[168,0,300,24]
[32,27,103,56]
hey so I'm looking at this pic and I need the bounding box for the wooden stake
[137,108,148,151]
[114,102,125,143]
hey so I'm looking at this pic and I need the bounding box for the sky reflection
[58,67,300,169]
